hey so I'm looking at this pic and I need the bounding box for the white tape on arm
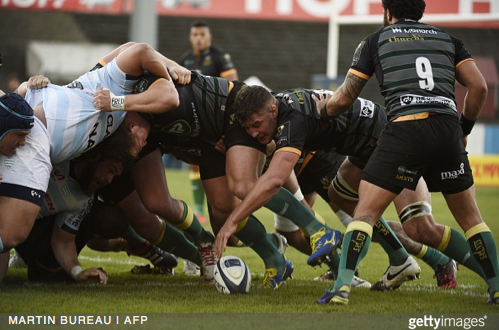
[293,188,304,201]
[71,265,83,280]
[110,91,125,111]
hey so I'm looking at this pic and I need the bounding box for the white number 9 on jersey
[415,57,435,91]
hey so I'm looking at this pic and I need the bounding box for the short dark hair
[382,0,426,21]
[233,85,274,124]
[191,20,209,28]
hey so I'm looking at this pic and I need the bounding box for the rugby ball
[214,256,251,294]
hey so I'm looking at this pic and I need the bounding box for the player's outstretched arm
[51,223,107,285]
[215,150,299,257]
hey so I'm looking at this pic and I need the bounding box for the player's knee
[143,196,179,220]
[0,231,28,251]
[209,200,236,219]
[329,174,358,205]
[399,201,435,243]
[227,182,249,201]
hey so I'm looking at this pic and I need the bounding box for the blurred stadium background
[0,0,498,185]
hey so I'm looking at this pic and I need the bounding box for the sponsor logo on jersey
[163,120,192,136]
[203,55,213,67]
[399,94,457,111]
[388,35,425,42]
[351,41,365,67]
[44,193,55,211]
[133,78,149,93]
[66,80,84,90]
[229,113,236,125]
[441,163,465,180]
[358,98,374,118]
[390,27,437,35]
[4,158,15,170]
[275,121,291,146]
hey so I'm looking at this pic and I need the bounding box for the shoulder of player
[209,45,229,55]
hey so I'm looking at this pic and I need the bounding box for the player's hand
[168,65,191,85]
[27,75,51,89]
[312,92,332,117]
[93,87,112,111]
[214,137,226,154]
[75,267,108,285]
[215,221,238,258]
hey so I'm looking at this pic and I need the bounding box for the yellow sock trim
[235,217,249,233]
[235,240,244,247]
[315,212,326,225]
[465,223,491,240]
[175,202,194,231]
[345,221,373,238]
[189,171,201,180]
[414,244,428,259]
[152,219,167,245]
[437,226,452,251]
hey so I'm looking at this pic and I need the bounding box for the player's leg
[330,158,418,286]
[0,197,41,252]
[189,164,206,223]
[444,185,499,304]
[0,252,9,283]
[133,148,212,245]
[319,180,395,305]
[386,220,457,289]
[394,179,486,288]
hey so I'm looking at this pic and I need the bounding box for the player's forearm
[52,239,80,278]
[125,84,179,113]
[226,174,284,226]
[462,86,487,121]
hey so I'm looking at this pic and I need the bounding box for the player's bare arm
[324,72,367,118]
[455,60,487,122]
[94,78,179,113]
[215,150,299,257]
[51,224,108,285]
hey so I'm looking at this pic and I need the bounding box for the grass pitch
[2,169,499,314]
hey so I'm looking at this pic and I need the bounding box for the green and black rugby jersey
[272,88,385,161]
[349,19,473,121]
[180,45,237,79]
[132,71,242,145]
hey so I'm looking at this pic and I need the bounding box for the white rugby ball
[214,256,251,294]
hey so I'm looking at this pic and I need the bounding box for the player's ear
[270,105,278,118]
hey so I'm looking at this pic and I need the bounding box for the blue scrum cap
[0,92,35,142]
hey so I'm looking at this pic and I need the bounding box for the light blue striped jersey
[38,161,93,235]
[26,59,139,163]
